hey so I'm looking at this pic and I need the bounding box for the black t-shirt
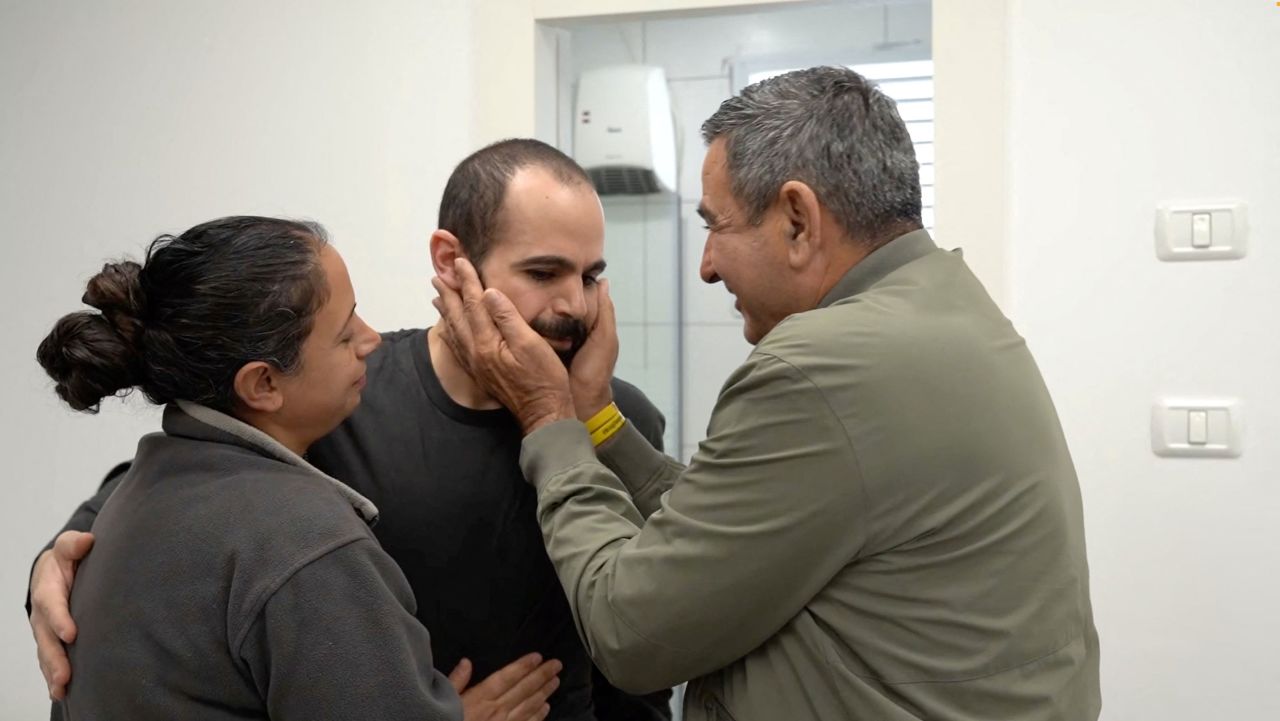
[307,329,670,721]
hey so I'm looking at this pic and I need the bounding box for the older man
[435,67,1102,721]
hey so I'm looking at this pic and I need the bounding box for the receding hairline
[487,163,600,244]
[437,137,599,267]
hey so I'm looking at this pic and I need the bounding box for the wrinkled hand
[449,654,562,721]
[432,258,575,434]
[30,530,94,700]
[567,279,618,422]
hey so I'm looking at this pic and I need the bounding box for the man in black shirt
[29,139,672,720]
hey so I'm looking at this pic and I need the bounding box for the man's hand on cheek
[569,278,619,421]
[432,259,575,434]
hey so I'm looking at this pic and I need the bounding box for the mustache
[529,316,589,364]
[529,316,588,346]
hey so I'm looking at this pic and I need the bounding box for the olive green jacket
[520,230,1101,721]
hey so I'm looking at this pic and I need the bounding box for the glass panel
[895,99,934,122]
[906,121,934,143]
[747,68,798,85]
[850,59,934,81]
[874,78,934,102]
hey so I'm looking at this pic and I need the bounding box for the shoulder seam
[231,533,374,657]
[749,351,874,540]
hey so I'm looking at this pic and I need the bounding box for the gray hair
[701,65,922,245]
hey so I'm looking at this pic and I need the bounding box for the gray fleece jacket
[57,402,462,721]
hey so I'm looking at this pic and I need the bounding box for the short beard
[472,267,587,366]
[529,316,588,367]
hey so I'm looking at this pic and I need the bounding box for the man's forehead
[698,191,737,225]
[494,181,602,226]
[503,166,600,208]
[699,141,734,213]
[702,138,730,175]
[487,223,603,257]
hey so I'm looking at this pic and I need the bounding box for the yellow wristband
[585,402,626,446]
[590,414,626,446]
[585,402,620,433]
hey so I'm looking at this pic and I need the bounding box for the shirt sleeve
[520,352,868,693]
[237,537,462,721]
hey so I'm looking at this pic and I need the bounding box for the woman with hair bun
[37,216,560,721]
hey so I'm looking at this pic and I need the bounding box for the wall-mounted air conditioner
[574,65,677,195]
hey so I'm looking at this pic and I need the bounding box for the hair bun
[36,312,141,412]
[82,261,144,345]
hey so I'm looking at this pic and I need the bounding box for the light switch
[1191,213,1212,248]
[1151,398,1243,458]
[1155,201,1247,261]
[1187,410,1208,444]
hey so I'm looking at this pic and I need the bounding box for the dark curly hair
[37,216,329,413]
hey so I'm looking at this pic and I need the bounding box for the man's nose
[700,237,721,284]
[553,280,588,318]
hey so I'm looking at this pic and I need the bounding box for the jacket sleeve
[520,352,868,693]
[24,462,131,615]
[594,422,681,520]
[237,536,462,721]
[606,378,673,519]
[591,385,677,716]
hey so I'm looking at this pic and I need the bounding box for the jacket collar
[818,229,940,308]
[165,401,379,525]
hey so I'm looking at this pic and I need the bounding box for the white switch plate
[1155,200,1247,261]
[1151,398,1242,458]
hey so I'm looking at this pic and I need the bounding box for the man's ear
[233,361,284,413]
[430,230,465,290]
[777,180,823,270]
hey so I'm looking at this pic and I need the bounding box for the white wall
[0,1,472,716]
[932,0,1010,306]
[1006,1,1280,718]
[566,1,932,459]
